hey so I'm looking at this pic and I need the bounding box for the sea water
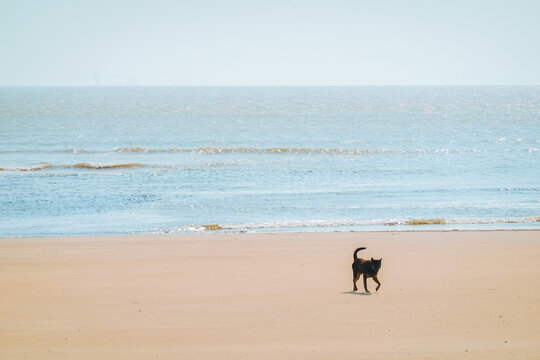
[1,86,539,237]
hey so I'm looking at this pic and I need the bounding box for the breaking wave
[55,149,93,154]
[0,162,146,171]
[0,163,53,171]
[2,147,504,155]
[115,147,388,154]
[71,162,145,169]
[151,216,540,233]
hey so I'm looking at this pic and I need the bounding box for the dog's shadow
[342,291,373,296]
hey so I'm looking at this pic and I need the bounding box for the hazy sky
[1,0,539,85]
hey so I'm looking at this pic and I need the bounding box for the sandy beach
[1,230,539,359]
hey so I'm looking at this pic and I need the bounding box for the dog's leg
[363,275,370,293]
[353,271,360,291]
[373,276,381,291]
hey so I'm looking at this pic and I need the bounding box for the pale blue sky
[1,0,539,85]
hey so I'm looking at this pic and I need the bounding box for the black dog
[352,247,382,292]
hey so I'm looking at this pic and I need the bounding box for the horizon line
[1,84,540,87]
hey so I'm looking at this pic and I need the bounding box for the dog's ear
[380,258,383,261]
[371,257,374,261]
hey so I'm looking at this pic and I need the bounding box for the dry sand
[1,231,539,359]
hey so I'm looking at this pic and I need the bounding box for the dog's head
[370,257,382,272]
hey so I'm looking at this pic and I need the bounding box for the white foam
[151,216,540,233]
[0,163,52,171]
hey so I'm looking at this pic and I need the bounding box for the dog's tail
[353,247,366,260]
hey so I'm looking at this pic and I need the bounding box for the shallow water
[1,86,539,237]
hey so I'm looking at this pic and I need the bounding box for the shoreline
[2,230,539,359]
[2,227,540,240]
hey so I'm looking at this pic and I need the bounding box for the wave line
[153,216,540,233]
[71,162,145,169]
[0,163,53,171]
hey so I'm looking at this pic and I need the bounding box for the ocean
[1,86,539,237]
